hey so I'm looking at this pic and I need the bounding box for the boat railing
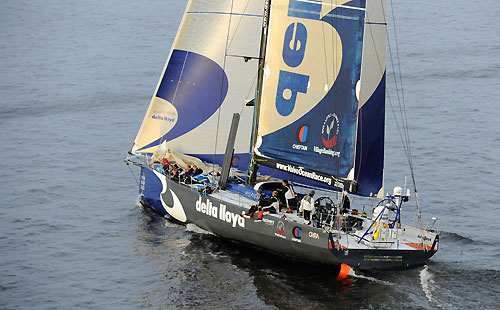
[324,210,406,248]
[356,205,386,244]
[425,217,441,234]
[124,152,147,168]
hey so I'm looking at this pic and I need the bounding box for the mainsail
[132,0,265,171]
[254,0,386,196]
[354,0,387,197]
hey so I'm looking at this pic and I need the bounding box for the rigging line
[386,3,414,178]
[213,0,236,175]
[383,3,422,233]
[226,0,251,51]
[379,1,417,181]
[127,163,140,186]
[385,1,421,223]
[385,85,422,225]
[383,4,410,163]
[239,71,259,115]
[390,0,413,168]
[386,29,413,168]
[387,20,412,172]
[365,4,413,176]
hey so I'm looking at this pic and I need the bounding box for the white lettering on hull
[196,197,245,228]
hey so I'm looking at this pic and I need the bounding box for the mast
[247,0,272,185]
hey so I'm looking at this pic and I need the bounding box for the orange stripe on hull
[402,242,435,251]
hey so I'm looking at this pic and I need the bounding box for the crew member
[282,180,297,212]
[263,190,279,214]
[242,189,272,219]
[300,190,315,225]
[192,165,203,176]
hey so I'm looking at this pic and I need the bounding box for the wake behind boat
[125,0,439,272]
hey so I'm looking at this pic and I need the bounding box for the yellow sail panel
[133,97,178,154]
[258,0,356,136]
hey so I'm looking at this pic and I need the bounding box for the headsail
[354,0,387,197]
[132,0,265,171]
[254,0,368,192]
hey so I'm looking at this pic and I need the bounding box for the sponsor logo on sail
[275,162,333,186]
[274,162,347,189]
[292,144,307,151]
[297,125,309,143]
[321,113,339,148]
[151,113,176,123]
[313,146,340,158]
[292,124,309,151]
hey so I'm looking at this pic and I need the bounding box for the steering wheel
[314,197,336,215]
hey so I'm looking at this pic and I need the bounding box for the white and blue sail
[354,0,387,197]
[254,0,386,196]
[132,0,265,171]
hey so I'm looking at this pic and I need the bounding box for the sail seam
[186,11,262,17]
[296,0,366,11]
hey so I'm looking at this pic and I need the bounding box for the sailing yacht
[125,0,440,272]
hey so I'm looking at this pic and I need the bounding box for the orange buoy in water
[336,263,351,281]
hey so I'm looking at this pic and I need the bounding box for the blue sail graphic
[137,50,228,152]
[354,73,385,196]
[257,1,366,183]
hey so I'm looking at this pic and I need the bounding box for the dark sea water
[1,0,499,309]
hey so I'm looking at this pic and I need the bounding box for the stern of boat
[327,217,439,270]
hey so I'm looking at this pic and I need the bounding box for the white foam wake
[185,223,214,235]
[349,269,393,286]
[420,265,442,308]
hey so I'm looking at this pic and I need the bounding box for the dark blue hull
[139,167,169,216]
[137,167,438,270]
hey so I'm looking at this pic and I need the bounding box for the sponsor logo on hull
[195,196,245,228]
[308,231,320,239]
[275,221,286,239]
[292,226,301,243]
